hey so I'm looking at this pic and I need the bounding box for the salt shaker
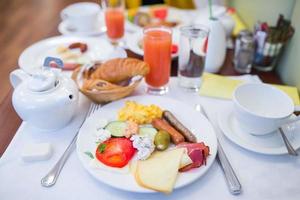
[234,31,254,73]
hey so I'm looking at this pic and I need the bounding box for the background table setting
[1,0,300,200]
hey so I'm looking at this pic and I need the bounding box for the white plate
[76,95,217,193]
[18,36,127,74]
[58,20,107,36]
[126,29,180,58]
[218,106,300,155]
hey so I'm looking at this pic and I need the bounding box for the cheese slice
[131,149,191,175]
[179,148,193,168]
[135,148,185,193]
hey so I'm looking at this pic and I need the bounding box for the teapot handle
[10,69,29,88]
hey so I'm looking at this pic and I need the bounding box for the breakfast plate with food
[126,5,191,32]
[76,95,217,193]
[18,36,127,74]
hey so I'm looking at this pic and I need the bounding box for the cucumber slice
[139,127,157,141]
[105,121,127,137]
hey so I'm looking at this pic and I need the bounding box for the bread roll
[91,58,149,83]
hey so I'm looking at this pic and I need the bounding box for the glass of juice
[143,26,172,95]
[102,0,125,45]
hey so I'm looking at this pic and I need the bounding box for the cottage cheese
[130,135,155,160]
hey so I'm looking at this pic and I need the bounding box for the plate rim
[58,20,106,36]
[76,95,217,193]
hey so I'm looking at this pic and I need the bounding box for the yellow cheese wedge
[135,148,185,193]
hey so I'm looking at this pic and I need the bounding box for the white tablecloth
[1,77,300,200]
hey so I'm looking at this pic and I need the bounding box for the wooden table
[0,0,282,156]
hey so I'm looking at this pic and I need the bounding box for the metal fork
[195,104,242,195]
[41,103,101,187]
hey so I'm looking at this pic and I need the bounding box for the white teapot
[10,67,78,131]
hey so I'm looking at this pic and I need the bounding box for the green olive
[154,130,170,151]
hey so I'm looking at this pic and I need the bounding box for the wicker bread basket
[71,58,149,103]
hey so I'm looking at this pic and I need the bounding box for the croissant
[91,58,149,83]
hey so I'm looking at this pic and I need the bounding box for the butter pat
[21,143,53,162]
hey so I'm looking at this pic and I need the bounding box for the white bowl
[233,83,294,135]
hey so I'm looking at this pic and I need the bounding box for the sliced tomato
[153,8,168,21]
[95,138,135,168]
[171,44,178,54]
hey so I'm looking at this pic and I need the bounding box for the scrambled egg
[118,101,162,124]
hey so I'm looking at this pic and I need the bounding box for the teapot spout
[10,69,29,89]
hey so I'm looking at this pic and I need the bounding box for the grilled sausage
[152,118,185,145]
[68,42,88,53]
[163,110,197,143]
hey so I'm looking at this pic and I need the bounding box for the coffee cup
[61,2,101,32]
[233,83,294,135]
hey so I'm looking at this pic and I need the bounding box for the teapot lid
[27,69,58,92]
[27,57,64,92]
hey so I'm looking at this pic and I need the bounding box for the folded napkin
[199,73,300,106]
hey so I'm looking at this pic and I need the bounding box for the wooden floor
[0,0,97,156]
[0,0,282,156]
[0,0,97,102]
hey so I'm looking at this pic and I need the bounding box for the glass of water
[178,24,209,91]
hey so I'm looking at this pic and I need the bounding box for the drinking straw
[208,0,213,19]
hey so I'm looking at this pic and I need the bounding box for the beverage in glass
[143,26,172,95]
[102,0,124,44]
[178,25,209,91]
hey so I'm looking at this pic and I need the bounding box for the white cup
[61,2,101,32]
[233,83,295,135]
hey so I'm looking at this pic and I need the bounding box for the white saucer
[58,20,106,36]
[217,106,300,155]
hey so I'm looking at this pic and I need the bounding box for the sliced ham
[177,142,210,172]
